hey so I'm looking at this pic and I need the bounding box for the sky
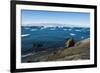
[21,10,90,27]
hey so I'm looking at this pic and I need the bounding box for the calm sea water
[21,26,90,55]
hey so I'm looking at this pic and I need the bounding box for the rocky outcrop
[32,43,45,52]
[65,38,75,48]
[47,38,90,61]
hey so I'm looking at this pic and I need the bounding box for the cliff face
[22,38,90,63]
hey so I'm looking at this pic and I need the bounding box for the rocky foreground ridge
[22,38,90,63]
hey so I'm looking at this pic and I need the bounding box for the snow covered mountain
[22,23,89,28]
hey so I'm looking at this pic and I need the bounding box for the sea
[21,26,90,57]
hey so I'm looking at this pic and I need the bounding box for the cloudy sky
[21,10,90,27]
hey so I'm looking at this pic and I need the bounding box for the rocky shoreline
[22,38,90,63]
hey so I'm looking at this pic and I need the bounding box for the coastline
[21,38,90,63]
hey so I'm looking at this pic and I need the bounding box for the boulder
[65,38,75,48]
[32,42,44,52]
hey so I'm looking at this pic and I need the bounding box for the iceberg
[21,34,30,37]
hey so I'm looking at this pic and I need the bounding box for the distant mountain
[22,23,90,28]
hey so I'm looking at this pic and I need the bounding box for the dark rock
[65,38,75,48]
[32,42,44,52]
[32,43,43,48]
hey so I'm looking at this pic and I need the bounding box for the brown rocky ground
[22,38,90,63]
